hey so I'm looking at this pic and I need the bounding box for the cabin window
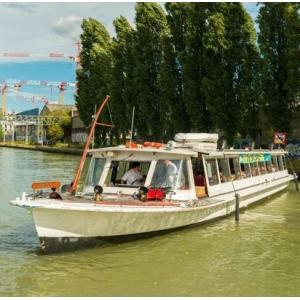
[251,161,259,176]
[271,156,278,172]
[205,159,219,186]
[217,158,230,182]
[77,155,92,192]
[282,156,286,170]
[85,158,106,187]
[104,161,150,187]
[258,161,267,174]
[150,159,190,190]
[192,157,206,187]
[277,156,284,171]
[230,157,241,180]
[240,163,252,178]
[265,159,272,173]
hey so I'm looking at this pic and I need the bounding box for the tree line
[76,2,299,146]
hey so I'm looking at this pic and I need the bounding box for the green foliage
[110,16,136,143]
[74,3,299,146]
[46,110,71,142]
[133,3,168,140]
[48,124,64,141]
[0,126,3,141]
[202,3,261,144]
[76,18,112,133]
[257,3,300,133]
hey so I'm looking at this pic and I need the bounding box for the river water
[0,147,300,296]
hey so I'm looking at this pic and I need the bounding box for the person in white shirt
[164,160,178,187]
[122,162,143,185]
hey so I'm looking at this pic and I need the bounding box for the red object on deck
[147,188,165,201]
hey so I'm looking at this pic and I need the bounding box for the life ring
[143,142,162,149]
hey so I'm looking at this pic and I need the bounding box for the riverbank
[0,142,82,155]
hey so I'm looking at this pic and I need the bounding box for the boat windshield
[104,160,151,187]
[77,157,106,193]
[150,159,189,190]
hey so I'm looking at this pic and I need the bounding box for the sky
[0,1,259,113]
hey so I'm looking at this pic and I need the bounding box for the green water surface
[0,147,300,296]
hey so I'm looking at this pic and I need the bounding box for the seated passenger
[49,188,62,200]
[122,162,143,185]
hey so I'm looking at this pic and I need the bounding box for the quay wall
[0,143,82,155]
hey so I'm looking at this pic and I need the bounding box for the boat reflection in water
[10,132,294,253]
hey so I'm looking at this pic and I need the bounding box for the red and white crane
[0,43,81,114]
[0,78,76,113]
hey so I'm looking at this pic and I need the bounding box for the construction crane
[0,43,81,113]
[58,82,66,105]
[0,52,76,62]
[0,78,76,112]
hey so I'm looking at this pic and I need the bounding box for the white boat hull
[26,176,291,244]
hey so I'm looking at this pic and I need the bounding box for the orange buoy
[125,141,138,148]
[143,142,162,149]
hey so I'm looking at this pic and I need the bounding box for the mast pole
[130,106,135,144]
[71,95,110,194]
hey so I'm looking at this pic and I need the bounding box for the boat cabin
[75,136,288,202]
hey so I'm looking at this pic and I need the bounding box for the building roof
[40,104,77,115]
[16,108,39,116]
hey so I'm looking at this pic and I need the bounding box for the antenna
[130,106,135,143]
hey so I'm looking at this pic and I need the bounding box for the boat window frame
[258,160,267,175]
[271,155,279,172]
[229,157,242,180]
[282,155,287,170]
[103,160,151,187]
[251,161,260,176]
[79,156,106,194]
[204,158,220,186]
[240,162,252,178]
[217,157,231,183]
[277,155,284,171]
[150,158,191,191]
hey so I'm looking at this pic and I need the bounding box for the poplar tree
[182,3,214,132]
[76,18,112,138]
[257,3,300,134]
[134,3,167,140]
[203,3,260,144]
[110,16,136,142]
[158,32,189,140]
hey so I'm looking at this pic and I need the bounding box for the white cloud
[0,2,258,63]
[52,15,82,42]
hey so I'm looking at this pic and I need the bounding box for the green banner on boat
[239,153,271,164]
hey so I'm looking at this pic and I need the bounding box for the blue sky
[0,2,259,113]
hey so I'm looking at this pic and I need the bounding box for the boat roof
[88,145,198,157]
[88,145,286,158]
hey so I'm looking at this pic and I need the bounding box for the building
[71,114,87,144]
[40,104,77,116]
[14,108,39,143]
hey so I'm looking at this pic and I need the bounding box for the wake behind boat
[10,97,295,253]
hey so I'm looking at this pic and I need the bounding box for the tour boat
[11,133,294,252]
[10,97,295,252]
